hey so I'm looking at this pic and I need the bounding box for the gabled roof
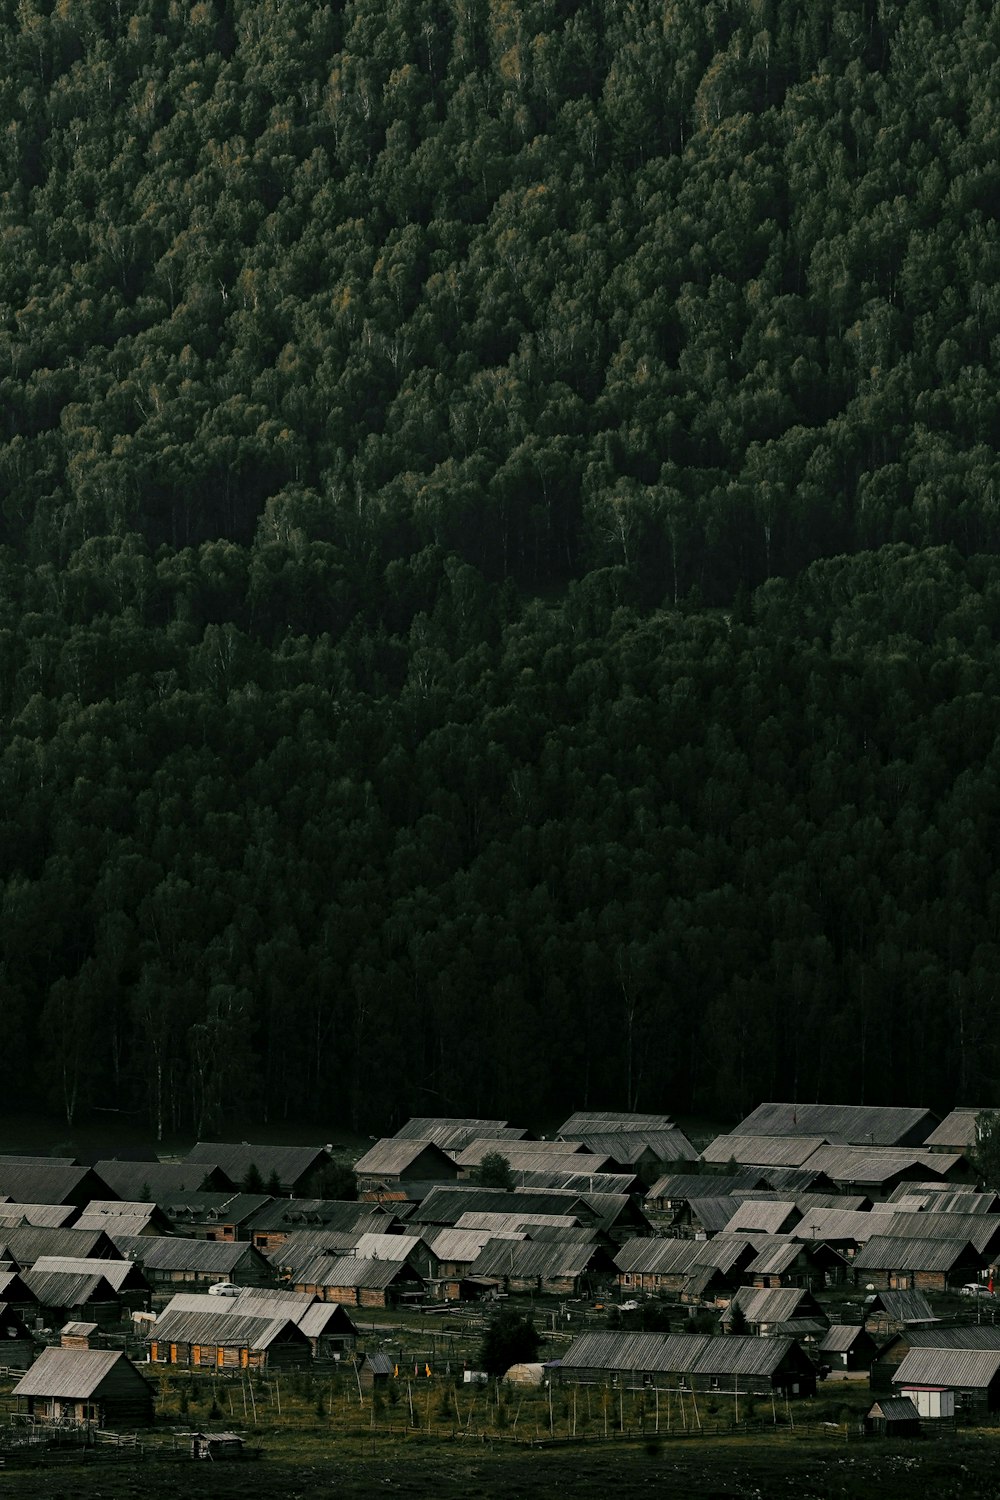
[28,1255,149,1292]
[819,1325,872,1353]
[393,1119,520,1150]
[111,1235,265,1273]
[728,1286,822,1324]
[869,1211,1000,1256]
[289,1254,420,1290]
[734,1104,938,1148]
[852,1235,978,1273]
[469,1238,610,1279]
[0,1165,116,1207]
[560,1331,805,1378]
[22,1269,119,1308]
[246,1199,393,1235]
[702,1135,828,1169]
[0,1226,122,1264]
[896,1326,1000,1351]
[13,1348,147,1398]
[183,1143,330,1190]
[0,1203,77,1229]
[160,1192,273,1226]
[868,1396,919,1421]
[804,1145,961,1185]
[894,1346,1000,1389]
[864,1289,937,1323]
[93,1161,236,1197]
[722,1201,801,1236]
[573,1130,696,1163]
[151,1308,307,1350]
[745,1241,805,1276]
[512,1169,640,1195]
[923,1108,990,1151]
[353,1139,459,1177]
[557,1113,677,1137]
[645,1171,770,1202]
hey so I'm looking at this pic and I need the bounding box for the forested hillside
[2,0,999,1134]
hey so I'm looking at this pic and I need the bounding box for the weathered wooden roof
[246,1199,392,1234]
[393,1119,519,1149]
[111,1235,264,1273]
[469,1238,610,1279]
[574,1131,696,1163]
[645,1172,768,1202]
[427,1227,518,1262]
[819,1325,870,1353]
[559,1331,804,1378]
[0,1165,116,1207]
[923,1108,989,1150]
[557,1112,677,1137]
[894,1345,1000,1389]
[352,1232,425,1261]
[734,1104,938,1148]
[868,1396,919,1421]
[183,1143,329,1188]
[852,1235,979,1272]
[864,1289,937,1323]
[802,1146,960,1184]
[0,1203,77,1229]
[869,1211,1000,1256]
[454,1212,582,1232]
[22,1269,118,1306]
[723,1201,801,1236]
[151,1308,306,1349]
[288,1254,420,1290]
[883,1185,998,1213]
[744,1241,804,1276]
[13,1348,145,1398]
[702,1135,828,1169]
[29,1255,148,1292]
[729,1286,820,1323]
[512,1169,639,1195]
[0,1225,121,1264]
[455,1139,587,1166]
[896,1326,1000,1351]
[353,1139,459,1177]
[60,1320,99,1337]
[93,1160,236,1197]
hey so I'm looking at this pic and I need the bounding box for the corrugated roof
[871,1211,1000,1256]
[923,1109,988,1150]
[734,1104,938,1147]
[393,1119,519,1149]
[428,1228,517,1262]
[702,1136,828,1169]
[151,1308,303,1349]
[745,1242,804,1276]
[574,1131,695,1163]
[511,1170,638,1194]
[247,1200,391,1234]
[183,1143,329,1187]
[469,1239,607,1279]
[455,1139,587,1166]
[901,1326,1000,1351]
[853,1236,978,1272]
[723,1202,801,1235]
[802,1146,960,1183]
[681,1197,741,1232]
[414,1186,632,1229]
[819,1325,869,1353]
[560,1331,801,1378]
[791,1209,881,1244]
[353,1140,458,1176]
[894,1346,1000,1389]
[884,1186,998,1213]
[0,1203,77,1228]
[61,1320,99,1337]
[73,1212,159,1237]
[454,1212,583,1232]
[0,1226,118,1264]
[0,1165,114,1205]
[13,1348,137,1398]
[558,1113,677,1137]
[288,1254,419,1290]
[351,1232,424,1261]
[111,1235,260,1273]
[729,1287,818,1324]
[865,1289,936,1323]
[93,1161,236,1197]
[869,1396,919,1420]
[645,1172,768,1202]
[29,1256,146,1292]
[22,1269,117,1306]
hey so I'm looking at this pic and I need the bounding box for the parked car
[620,1300,640,1312]
[960,1282,993,1297]
[208,1282,241,1297]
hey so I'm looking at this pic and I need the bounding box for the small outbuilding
[192,1430,246,1460]
[866,1395,921,1436]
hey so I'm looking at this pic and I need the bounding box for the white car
[208,1282,241,1297]
[960,1282,993,1297]
[619,1300,640,1312]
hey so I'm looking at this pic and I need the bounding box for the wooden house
[393,1119,523,1151]
[21,1268,124,1328]
[11,1348,154,1426]
[465,1237,616,1297]
[111,1234,274,1288]
[892,1345,1000,1415]
[870,1324,1000,1391]
[158,1192,273,1242]
[353,1140,461,1201]
[288,1253,424,1307]
[817,1324,878,1374]
[148,1308,312,1369]
[555,1331,816,1397]
[93,1159,236,1198]
[721,1285,826,1336]
[851,1235,981,1291]
[192,1431,245,1459]
[74,1200,173,1236]
[0,1164,118,1209]
[863,1288,938,1339]
[30,1255,151,1311]
[247,1199,396,1255]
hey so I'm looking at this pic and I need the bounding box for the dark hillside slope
[1,1,999,1133]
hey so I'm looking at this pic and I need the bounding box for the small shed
[818,1324,878,1374]
[61,1320,99,1350]
[504,1362,546,1386]
[192,1430,246,1460]
[358,1352,394,1391]
[866,1395,921,1436]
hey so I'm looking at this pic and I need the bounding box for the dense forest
[2,0,999,1136]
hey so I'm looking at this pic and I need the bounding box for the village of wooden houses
[3,1101,1000,1466]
